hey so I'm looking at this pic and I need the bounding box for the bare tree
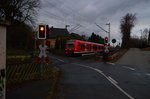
[120,13,137,48]
[148,29,150,46]
[0,0,40,24]
[0,0,40,50]
[142,28,149,41]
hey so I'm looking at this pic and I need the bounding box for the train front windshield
[68,44,74,49]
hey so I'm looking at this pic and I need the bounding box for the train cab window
[68,44,74,49]
[78,45,81,49]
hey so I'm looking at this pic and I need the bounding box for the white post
[0,22,7,99]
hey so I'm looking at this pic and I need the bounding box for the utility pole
[65,25,70,29]
[106,23,110,43]
[95,23,110,43]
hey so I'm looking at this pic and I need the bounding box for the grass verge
[110,49,129,62]
[47,68,62,99]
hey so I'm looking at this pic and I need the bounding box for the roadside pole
[40,40,44,78]
[95,23,111,44]
[35,25,50,79]
[106,23,110,43]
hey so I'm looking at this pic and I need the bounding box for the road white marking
[49,57,65,62]
[108,62,115,65]
[122,66,135,71]
[72,63,95,70]
[108,76,118,84]
[145,74,150,76]
[93,68,103,73]
[72,63,134,99]
[57,59,65,62]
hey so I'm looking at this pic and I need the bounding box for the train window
[102,46,104,49]
[91,46,93,49]
[88,45,91,49]
[93,46,95,49]
[85,45,88,49]
[93,46,96,49]
[81,45,85,49]
[68,44,74,49]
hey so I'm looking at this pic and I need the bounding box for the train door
[90,44,92,52]
[87,44,91,52]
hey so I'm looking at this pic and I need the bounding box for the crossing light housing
[105,37,108,43]
[38,25,46,39]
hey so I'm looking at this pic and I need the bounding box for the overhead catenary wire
[40,0,103,36]
[95,23,109,33]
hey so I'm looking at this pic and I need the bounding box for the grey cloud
[38,0,150,41]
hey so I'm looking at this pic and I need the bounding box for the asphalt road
[49,53,150,99]
[116,48,150,68]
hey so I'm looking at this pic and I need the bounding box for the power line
[40,0,102,35]
[95,23,108,33]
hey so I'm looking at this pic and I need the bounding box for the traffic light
[105,37,108,43]
[38,25,46,39]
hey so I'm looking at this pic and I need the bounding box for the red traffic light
[40,26,45,31]
[105,37,108,43]
[38,25,46,39]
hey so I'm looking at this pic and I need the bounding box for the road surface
[49,53,150,99]
[116,48,150,68]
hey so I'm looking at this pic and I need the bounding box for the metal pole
[106,23,110,43]
[109,23,110,43]
[34,33,37,57]
[40,40,44,78]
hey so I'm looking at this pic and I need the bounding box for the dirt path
[116,48,150,68]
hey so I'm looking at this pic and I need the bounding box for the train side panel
[66,40,105,55]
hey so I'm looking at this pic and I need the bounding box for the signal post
[34,25,50,77]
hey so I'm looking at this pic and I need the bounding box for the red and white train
[65,40,105,55]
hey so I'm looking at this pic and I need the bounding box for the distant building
[47,26,70,48]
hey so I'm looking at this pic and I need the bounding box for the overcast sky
[37,0,150,44]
